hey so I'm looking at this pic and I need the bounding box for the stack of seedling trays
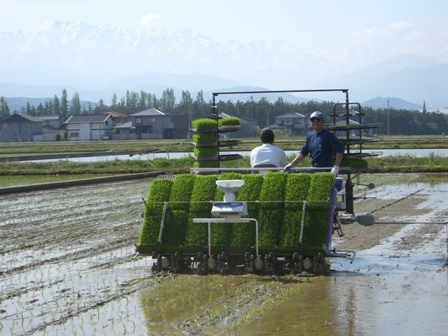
[190,117,242,168]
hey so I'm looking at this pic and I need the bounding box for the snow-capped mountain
[1,20,447,108]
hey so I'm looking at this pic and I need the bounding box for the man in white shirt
[250,128,289,168]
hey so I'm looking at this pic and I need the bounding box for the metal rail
[212,88,349,97]
[210,89,351,168]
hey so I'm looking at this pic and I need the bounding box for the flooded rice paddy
[0,174,447,335]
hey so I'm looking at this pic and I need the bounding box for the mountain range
[0,20,446,110]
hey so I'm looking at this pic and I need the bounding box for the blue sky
[1,0,447,54]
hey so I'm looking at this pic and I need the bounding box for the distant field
[0,135,447,158]
[0,136,447,187]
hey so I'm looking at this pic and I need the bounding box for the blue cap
[309,111,323,121]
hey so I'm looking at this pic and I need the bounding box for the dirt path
[0,174,446,335]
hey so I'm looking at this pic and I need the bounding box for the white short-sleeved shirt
[250,143,289,168]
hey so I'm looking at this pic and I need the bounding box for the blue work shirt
[300,129,344,167]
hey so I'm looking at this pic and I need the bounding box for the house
[103,110,128,124]
[0,113,64,142]
[218,113,257,138]
[65,114,113,141]
[38,115,65,141]
[113,108,188,140]
[268,113,307,136]
[113,121,136,140]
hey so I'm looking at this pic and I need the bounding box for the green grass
[137,171,338,252]
[281,174,311,247]
[0,135,446,157]
[1,152,447,188]
[231,174,264,247]
[0,138,447,188]
[184,175,218,247]
[138,178,174,247]
[163,174,197,247]
[257,172,287,247]
[302,173,334,249]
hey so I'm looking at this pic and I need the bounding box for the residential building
[103,110,128,125]
[65,114,113,141]
[113,108,188,140]
[269,113,307,136]
[0,113,64,142]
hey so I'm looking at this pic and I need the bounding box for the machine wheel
[170,252,184,273]
[197,252,208,275]
[291,253,304,274]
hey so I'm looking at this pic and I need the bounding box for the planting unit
[137,89,381,275]
[137,171,348,275]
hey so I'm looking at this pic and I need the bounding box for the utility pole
[188,103,192,139]
[387,100,390,135]
[250,96,254,118]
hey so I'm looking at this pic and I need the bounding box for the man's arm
[284,152,305,171]
[334,152,343,166]
[331,151,343,176]
[290,152,305,166]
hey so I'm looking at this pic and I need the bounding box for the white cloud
[389,21,411,32]
[140,13,164,31]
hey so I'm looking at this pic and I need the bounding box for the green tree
[178,90,193,116]
[125,90,139,113]
[61,89,69,118]
[36,103,44,116]
[150,93,159,109]
[193,90,208,118]
[71,93,81,115]
[161,88,175,111]
[138,91,147,111]
[145,92,157,108]
[0,97,10,119]
[53,95,60,116]
[94,99,108,114]
[111,93,118,109]
[44,101,53,115]
[25,102,31,115]
[258,97,271,127]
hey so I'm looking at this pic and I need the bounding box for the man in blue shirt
[284,111,343,176]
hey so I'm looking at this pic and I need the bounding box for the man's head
[309,111,324,133]
[309,111,323,122]
[260,128,275,144]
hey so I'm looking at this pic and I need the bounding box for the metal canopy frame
[210,88,351,166]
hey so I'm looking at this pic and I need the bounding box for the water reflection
[224,181,448,336]
[26,148,448,163]
[238,278,336,336]
[234,247,447,336]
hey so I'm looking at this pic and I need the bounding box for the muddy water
[233,233,447,336]
[232,181,448,336]
[0,175,446,335]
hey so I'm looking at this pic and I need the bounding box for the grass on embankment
[0,152,447,188]
[0,135,447,158]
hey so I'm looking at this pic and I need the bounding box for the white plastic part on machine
[212,180,248,216]
[215,179,245,202]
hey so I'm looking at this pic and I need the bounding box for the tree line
[0,89,447,135]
